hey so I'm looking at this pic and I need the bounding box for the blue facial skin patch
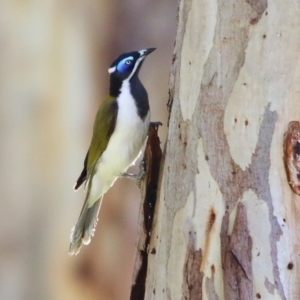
[117,56,134,73]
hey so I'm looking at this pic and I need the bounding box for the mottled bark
[132,0,300,299]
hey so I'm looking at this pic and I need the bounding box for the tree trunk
[131,0,300,299]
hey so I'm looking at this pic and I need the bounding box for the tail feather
[69,197,102,256]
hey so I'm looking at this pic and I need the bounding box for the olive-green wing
[87,96,118,171]
[74,96,118,190]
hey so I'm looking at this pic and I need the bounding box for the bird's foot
[121,160,146,188]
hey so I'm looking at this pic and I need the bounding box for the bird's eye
[116,56,134,73]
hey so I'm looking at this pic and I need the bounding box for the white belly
[99,110,150,177]
[89,80,150,203]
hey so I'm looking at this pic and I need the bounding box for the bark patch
[283,121,300,195]
[182,234,203,299]
[205,275,219,300]
[223,202,253,300]
[264,277,275,294]
[207,208,216,233]
[245,0,267,24]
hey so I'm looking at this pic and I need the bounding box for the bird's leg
[121,160,146,187]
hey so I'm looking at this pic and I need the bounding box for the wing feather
[74,96,118,189]
[74,151,88,190]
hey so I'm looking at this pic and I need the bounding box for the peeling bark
[132,0,300,299]
[283,121,300,195]
[223,203,252,300]
[182,235,203,299]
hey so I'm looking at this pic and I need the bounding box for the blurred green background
[0,0,176,299]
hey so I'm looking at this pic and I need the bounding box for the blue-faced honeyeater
[69,48,156,255]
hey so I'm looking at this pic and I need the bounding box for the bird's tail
[69,196,103,256]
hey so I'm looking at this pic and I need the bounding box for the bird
[69,48,156,255]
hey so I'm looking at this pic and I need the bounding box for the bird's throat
[110,75,149,121]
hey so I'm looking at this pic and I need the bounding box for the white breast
[94,80,150,189]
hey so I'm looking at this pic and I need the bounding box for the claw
[121,160,146,188]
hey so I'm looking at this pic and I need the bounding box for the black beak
[139,48,156,57]
[145,48,156,55]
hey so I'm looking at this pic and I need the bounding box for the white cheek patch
[108,66,116,74]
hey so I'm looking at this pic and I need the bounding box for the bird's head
[108,48,156,82]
